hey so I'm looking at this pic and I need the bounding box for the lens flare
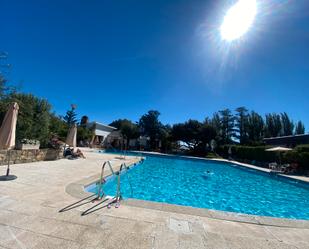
[220,0,257,41]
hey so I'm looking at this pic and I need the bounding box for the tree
[80,115,89,126]
[0,53,13,99]
[49,114,68,141]
[219,109,235,144]
[247,111,264,143]
[32,98,51,146]
[265,113,282,138]
[171,119,216,154]
[4,93,52,146]
[210,112,222,143]
[235,107,249,144]
[139,110,163,150]
[0,74,7,99]
[158,124,172,153]
[200,122,217,148]
[281,112,294,136]
[295,121,305,135]
[77,126,93,145]
[172,120,202,150]
[109,119,140,147]
[63,105,78,125]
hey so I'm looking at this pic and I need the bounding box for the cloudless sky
[1,0,309,128]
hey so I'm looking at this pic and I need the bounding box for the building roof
[87,121,117,130]
[263,134,309,146]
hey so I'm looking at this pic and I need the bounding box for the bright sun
[220,0,257,41]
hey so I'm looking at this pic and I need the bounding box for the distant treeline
[110,108,306,153]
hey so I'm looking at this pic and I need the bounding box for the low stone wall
[0,149,63,166]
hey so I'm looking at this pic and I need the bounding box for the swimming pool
[86,154,309,220]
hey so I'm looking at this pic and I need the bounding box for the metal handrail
[115,163,125,202]
[115,163,134,202]
[97,161,115,200]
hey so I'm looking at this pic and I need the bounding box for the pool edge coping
[65,154,309,229]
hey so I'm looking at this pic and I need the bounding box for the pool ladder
[97,161,133,202]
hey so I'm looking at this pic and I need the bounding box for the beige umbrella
[265,146,292,152]
[265,146,292,166]
[0,102,19,181]
[66,124,77,148]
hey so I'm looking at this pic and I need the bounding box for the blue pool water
[87,154,309,220]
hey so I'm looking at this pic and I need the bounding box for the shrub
[218,145,277,163]
[218,144,309,173]
[298,152,309,172]
[295,144,309,153]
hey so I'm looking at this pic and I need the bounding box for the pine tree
[247,111,264,143]
[219,109,235,144]
[295,121,305,135]
[281,112,294,136]
[235,107,249,144]
[63,105,78,125]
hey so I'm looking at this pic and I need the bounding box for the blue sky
[1,0,309,128]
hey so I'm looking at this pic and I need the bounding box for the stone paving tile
[178,233,207,249]
[202,217,276,240]
[2,199,42,216]
[102,231,154,249]
[0,223,80,249]
[224,235,298,249]
[100,204,169,224]
[93,216,156,249]
[0,224,26,249]
[0,224,75,249]
[204,232,299,249]
[50,222,88,241]
[286,241,309,249]
[76,227,111,248]
[204,231,232,249]
[0,210,30,227]
[11,216,61,236]
[33,236,80,249]
[152,225,180,249]
[264,226,309,244]
[55,210,102,227]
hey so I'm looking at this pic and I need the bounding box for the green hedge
[218,145,309,173]
[218,145,277,163]
[294,144,309,153]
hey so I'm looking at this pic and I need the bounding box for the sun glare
[220,0,257,41]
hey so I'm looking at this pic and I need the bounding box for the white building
[86,122,116,146]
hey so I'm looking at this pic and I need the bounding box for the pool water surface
[87,155,309,220]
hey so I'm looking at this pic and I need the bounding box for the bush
[298,152,309,172]
[3,93,52,147]
[218,144,309,173]
[218,145,277,163]
[295,144,309,153]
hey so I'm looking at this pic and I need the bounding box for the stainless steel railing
[115,162,134,202]
[97,161,115,200]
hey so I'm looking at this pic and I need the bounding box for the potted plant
[17,139,40,150]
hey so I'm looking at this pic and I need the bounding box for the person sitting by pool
[283,163,298,174]
[63,148,73,157]
[75,148,86,159]
[64,148,85,159]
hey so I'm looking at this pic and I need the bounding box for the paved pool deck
[0,149,309,249]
